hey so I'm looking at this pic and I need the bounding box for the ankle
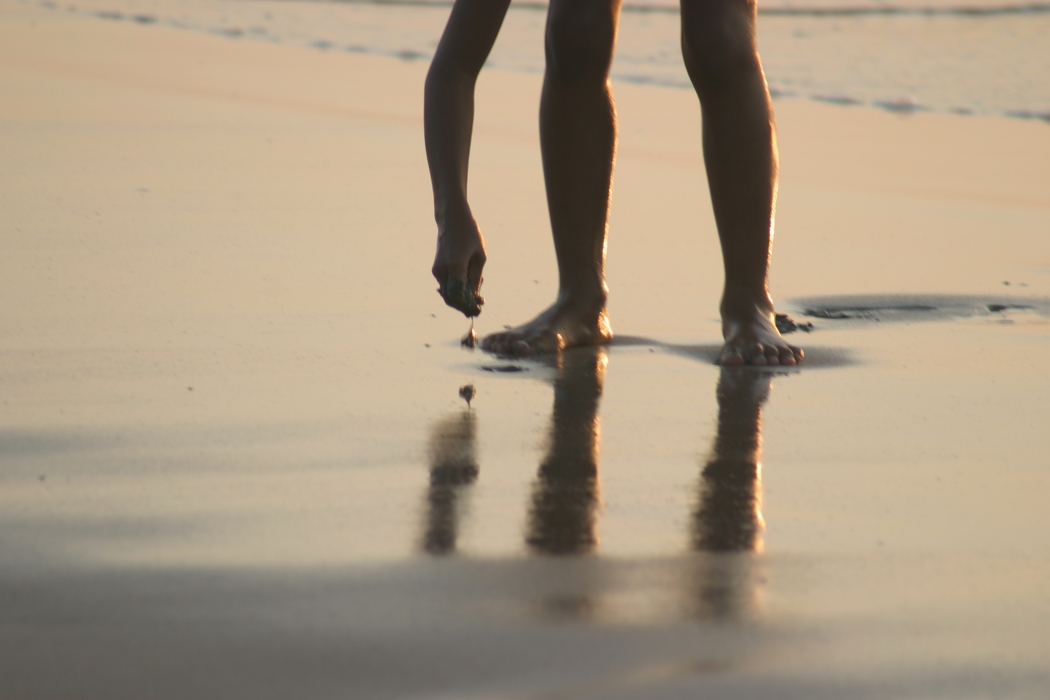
[556,283,608,310]
[720,285,774,316]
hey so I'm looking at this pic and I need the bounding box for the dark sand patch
[791,294,1050,325]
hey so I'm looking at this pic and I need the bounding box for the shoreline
[13,0,1050,123]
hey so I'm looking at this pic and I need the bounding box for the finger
[432,261,458,308]
[467,250,486,293]
[465,253,486,318]
[456,276,483,318]
[440,276,479,317]
[432,254,463,285]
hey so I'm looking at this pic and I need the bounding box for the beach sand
[2,2,1050,697]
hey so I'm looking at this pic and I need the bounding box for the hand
[432,219,486,317]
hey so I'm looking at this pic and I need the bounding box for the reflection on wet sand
[526,349,607,557]
[693,369,768,553]
[421,410,479,555]
[419,354,774,623]
[688,368,772,620]
[525,348,607,620]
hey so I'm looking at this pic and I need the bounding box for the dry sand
[2,1,1050,698]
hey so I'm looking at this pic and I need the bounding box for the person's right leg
[480,0,622,355]
[681,0,802,366]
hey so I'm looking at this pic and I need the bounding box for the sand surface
[2,2,1050,698]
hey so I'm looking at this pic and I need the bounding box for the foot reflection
[525,348,607,556]
[421,410,479,556]
[688,368,772,620]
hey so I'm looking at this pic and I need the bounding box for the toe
[778,347,797,366]
[511,339,534,355]
[517,332,562,356]
[748,344,769,366]
[720,346,745,366]
[498,338,521,355]
[479,333,501,352]
[480,332,516,354]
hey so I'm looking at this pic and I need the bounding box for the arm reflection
[420,410,479,556]
[688,368,772,620]
[525,348,607,556]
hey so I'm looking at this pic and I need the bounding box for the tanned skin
[425,0,802,366]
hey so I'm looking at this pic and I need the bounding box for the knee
[545,0,618,86]
[681,0,762,97]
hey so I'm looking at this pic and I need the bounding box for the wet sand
[3,2,1050,698]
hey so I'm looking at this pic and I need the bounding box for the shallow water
[34,0,1050,121]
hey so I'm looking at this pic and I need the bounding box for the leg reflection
[526,348,607,556]
[689,368,772,619]
[421,410,479,556]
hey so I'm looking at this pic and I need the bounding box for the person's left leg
[681,0,802,366]
[481,0,621,355]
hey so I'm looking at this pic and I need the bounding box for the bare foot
[480,292,612,356]
[720,294,804,367]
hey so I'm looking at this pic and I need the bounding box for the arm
[425,0,512,317]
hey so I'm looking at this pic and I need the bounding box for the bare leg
[526,348,606,556]
[681,0,802,366]
[425,0,512,317]
[481,0,620,355]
